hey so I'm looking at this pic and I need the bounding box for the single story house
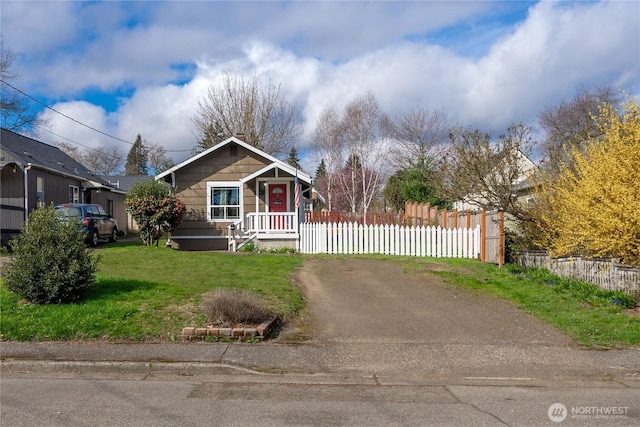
[155,136,313,251]
[0,128,127,247]
[103,175,154,231]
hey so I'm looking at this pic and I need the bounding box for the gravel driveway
[293,257,571,346]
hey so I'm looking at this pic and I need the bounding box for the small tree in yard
[126,180,185,246]
[4,205,99,304]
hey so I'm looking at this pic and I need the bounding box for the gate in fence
[299,221,481,258]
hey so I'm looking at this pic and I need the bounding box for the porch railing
[245,212,298,234]
[228,212,299,251]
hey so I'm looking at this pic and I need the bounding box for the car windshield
[55,207,83,218]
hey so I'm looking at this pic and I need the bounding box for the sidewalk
[3,339,640,387]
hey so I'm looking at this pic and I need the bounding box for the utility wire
[1,78,194,153]
[1,78,135,145]
[36,125,122,159]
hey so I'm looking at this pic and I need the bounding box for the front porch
[228,212,300,251]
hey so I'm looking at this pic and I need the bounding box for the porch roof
[240,162,312,185]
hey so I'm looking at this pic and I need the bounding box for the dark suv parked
[54,203,118,247]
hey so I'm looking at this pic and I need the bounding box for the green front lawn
[2,242,638,347]
[1,241,304,341]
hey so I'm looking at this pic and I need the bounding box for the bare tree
[193,73,301,156]
[145,141,174,175]
[338,92,392,216]
[312,104,343,212]
[539,84,621,176]
[57,142,124,176]
[435,123,536,221]
[390,107,452,170]
[87,146,124,176]
[1,40,49,135]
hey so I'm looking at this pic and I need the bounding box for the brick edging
[179,318,278,342]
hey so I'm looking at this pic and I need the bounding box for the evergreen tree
[315,159,327,179]
[125,134,149,175]
[196,120,227,152]
[286,147,301,169]
[345,154,362,170]
[383,167,449,211]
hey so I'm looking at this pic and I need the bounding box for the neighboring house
[155,136,313,251]
[453,150,538,212]
[103,175,154,231]
[0,128,127,247]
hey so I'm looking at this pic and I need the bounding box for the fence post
[498,211,505,267]
[480,210,486,262]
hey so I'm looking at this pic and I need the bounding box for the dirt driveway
[293,257,571,346]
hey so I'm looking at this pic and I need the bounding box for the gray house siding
[0,165,25,246]
[89,190,128,232]
[1,128,126,247]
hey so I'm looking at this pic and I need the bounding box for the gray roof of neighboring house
[0,128,113,188]
[102,175,154,192]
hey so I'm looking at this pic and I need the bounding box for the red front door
[268,183,287,229]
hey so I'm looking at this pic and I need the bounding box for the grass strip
[404,258,640,348]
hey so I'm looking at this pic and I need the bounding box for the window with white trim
[69,185,80,203]
[36,176,44,207]
[207,182,241,221]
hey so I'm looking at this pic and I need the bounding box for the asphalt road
[2,257,639,426]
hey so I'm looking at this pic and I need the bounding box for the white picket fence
[299,222,481,258]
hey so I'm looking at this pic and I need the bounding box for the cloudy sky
[2,0,639,173]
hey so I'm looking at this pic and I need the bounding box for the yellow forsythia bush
[533,96,640,265]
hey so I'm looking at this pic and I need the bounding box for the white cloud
[39,101,116,150]
[1,1,78,53]
[25,0,640,174]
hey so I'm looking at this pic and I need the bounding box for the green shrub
[239,241,256,252]
[201,288,272,327]
[4,205,100,304]
[125,180,185,246]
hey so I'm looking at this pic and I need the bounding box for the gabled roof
[155,136,312,183]
[103,175,154,192]
[240,162,312,184]
[0,128,116,189]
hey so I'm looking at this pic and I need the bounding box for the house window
[207,182,241,221]
[69,185,80,203]
[107,199,114,217]
[36,176,44,207]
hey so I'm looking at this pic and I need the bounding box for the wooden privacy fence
[305,211,405,225]
[404,202,504,266]
[299,222,481,258]
[516,251,640,295]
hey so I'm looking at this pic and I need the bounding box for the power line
[1,78,194,153]
[1,78,135,145]
[36,125,122,160]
